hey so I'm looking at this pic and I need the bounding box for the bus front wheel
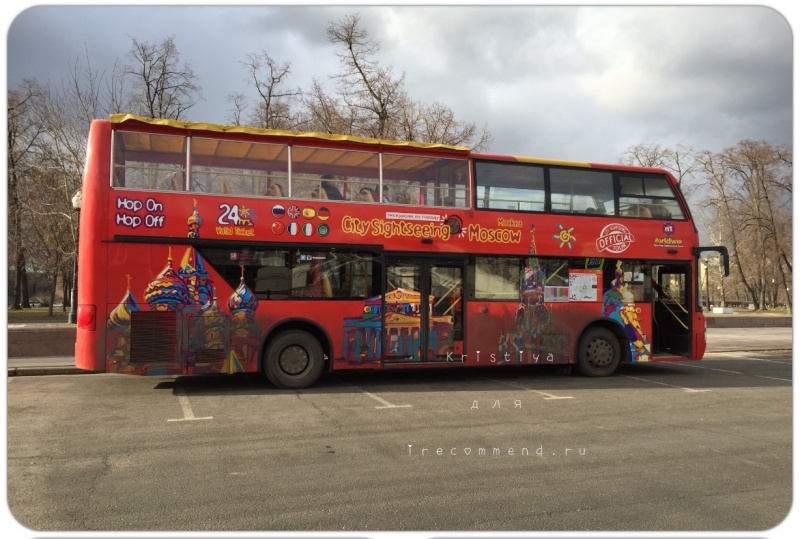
[264,330,324,389]
[577,327,621,377]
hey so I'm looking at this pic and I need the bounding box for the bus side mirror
[694,246,729,277]
[720,247,730,277]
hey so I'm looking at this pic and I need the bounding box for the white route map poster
[568,271,600,301]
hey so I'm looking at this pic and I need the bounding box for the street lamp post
[704,259,711,311]
[67,189,82,324]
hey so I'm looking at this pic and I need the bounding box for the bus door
[651,263,691,356]
[383,257,464,363]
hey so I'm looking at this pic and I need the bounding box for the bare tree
[410,100,492,151]
[226,92,248,126]
[120,35,202,120]
[324,13,492,149]
[227,14,491,148]
[621,143,670,168]
[21,166,75,315]
[696,141,792,313]
[8,47,116,314]
[7,81,47,309]
[620,143,698,194]
[234,51,301,129]
[298,78,357,134]
[327,13,406,139]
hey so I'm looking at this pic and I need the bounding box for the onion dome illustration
[178,246,213,307]
[228,264,258,314]
[204,289,224,322]
[144,247,190,310]
[203,290,226,346]
[187,199,203,238]
[108,274,140,330]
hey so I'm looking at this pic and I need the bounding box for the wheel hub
[587,338,614,367]
[279,345,310,375]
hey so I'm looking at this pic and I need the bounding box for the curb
[7,367,94,377]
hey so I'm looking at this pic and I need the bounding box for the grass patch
[7,307,72,324]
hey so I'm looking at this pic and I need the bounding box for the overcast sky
[3,1,794,165]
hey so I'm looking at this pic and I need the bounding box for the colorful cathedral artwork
[339,288,455,365]
[497,226,570,365]
[602,260,651,362]
[105,200,261,375]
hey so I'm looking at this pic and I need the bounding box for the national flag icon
[287,205,301,219]
[302,223,314,236]
[317,224,330,237]
[287,222,299,235]
[302,207,316,219]
[271,221,285,235]
[271,204,285,218]
[317,207,330,221]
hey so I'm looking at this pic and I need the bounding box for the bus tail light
[77,305,96,331]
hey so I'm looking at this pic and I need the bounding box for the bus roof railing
[109,114,471,153]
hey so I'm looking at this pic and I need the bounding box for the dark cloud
[4,3,792,163]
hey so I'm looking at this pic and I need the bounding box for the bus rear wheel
[577,327,621,377]
[264,330,324,389]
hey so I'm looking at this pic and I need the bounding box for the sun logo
[553,223,576,250]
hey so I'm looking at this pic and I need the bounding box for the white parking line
[353,387,412,409]
[485,378,574,400]
[708,352,792,364]
[168,387,213,422]
[670,362,744,374]
[754,375,793,383]
[621,375,712,393]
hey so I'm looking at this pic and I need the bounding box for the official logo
[595,223,635,254]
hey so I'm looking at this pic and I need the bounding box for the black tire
[576,327,621,377]
[263,330,324,389]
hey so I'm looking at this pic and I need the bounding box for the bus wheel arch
[261,320,330,389]
[575,322,627,377]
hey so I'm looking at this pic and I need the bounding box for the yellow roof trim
[513,155,591,168]
[109,113,470,152]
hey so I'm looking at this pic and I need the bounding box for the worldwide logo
[595,223,635,254]
[663,222,675,236]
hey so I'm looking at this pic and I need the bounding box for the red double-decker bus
[74,114,727,388]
